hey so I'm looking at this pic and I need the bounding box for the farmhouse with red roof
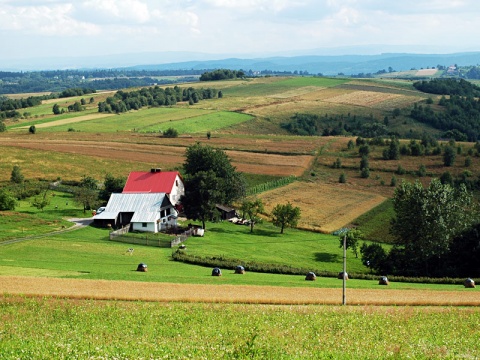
[93,169,184,233]
[123,169,184,205]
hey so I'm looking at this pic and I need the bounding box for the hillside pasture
[258,181,386,233]
[0,135,314,180]
[140,111,254,134]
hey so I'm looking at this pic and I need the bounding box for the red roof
[123,171,181,194]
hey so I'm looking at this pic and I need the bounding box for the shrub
[390,176,397,187]
[417,164,426,177]
[339,173,346,183]
[360,167,370,179]
[29,125,36,134]
[163,128,178,138]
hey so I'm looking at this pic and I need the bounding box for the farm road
[0,276,478,306]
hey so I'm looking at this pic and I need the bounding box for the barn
[93,193,178,232]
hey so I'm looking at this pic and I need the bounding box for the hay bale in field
[379,276,389,285]
[137,263,148,272]
[212,267,222,276]
[338,272,348,280]
[235,265,245,274]
[464,278,475,288]
[305,272,316,281]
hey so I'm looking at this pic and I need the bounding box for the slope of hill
[1,76,479,238]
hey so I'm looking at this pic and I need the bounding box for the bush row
[171,250,472,285]
[246,175,296,196]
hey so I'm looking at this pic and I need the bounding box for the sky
[1,0,480,68]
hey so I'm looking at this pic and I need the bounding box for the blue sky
[1,0,479,66]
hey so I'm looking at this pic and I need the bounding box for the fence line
[109,225,192,248]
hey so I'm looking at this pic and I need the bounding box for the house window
[176,180,179,186]
[142,223,147,228]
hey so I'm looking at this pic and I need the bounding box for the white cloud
[80,0,150,24]
[0,3,100,36]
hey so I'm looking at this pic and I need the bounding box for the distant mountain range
[2,51,480,75]
[124,52,480,76]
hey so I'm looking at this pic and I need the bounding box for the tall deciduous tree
[339,229,363,258]
[240,198,264,233]
[99,173,126,201]
[391,179,475,275]
[74,175,98,213]
[271,202,301,234]
[181,170,222,230]
[181,143,245,229]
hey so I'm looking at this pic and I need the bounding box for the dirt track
[1,276,478,306]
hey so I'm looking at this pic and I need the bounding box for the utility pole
[342,233,346,306]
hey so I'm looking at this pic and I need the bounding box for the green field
[1,296,478,359]
[226,77,349,96]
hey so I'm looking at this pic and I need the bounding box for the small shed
[215,204,237,220]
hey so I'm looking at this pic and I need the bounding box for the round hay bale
[212,267,222,276]
[137,263,148,272]
[379,276,389,285]
[464,278,476,288]
[338,272,348,280]
[305,272,316,281]
[235,265,245,274]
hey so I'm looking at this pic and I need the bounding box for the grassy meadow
[1,296,479,359]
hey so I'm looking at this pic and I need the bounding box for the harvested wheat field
[259,182,386,232]
[323,90,401,107]
[0,276,477,306]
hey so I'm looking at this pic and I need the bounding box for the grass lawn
[0,220,471,291]
[0,191,87,243]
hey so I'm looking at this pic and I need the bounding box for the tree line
[410,95,480,141]
[199,69,245,81]
[98,86,220,113]
[413,78,480,97]
[359,179,479,278]
[281,112,394,138]
[0,69,207,94]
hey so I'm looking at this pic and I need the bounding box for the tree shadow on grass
[209,226,281,238]
[315,252,340,263]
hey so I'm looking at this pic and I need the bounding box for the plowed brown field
[0,138,313,177]
[0,276,477,306]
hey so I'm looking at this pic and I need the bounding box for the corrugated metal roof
[123,171,181,194]
[94,193,171,223]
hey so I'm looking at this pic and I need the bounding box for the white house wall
[132,222,157,233]
[169,175,185,205]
